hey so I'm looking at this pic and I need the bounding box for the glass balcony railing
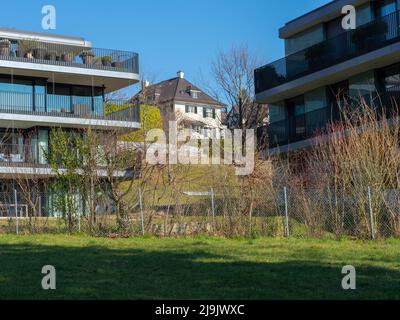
[268,106,338,149]
[0,38,139,74]
[255,10,400,94]
[0,90,140,123]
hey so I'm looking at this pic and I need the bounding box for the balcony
[0,38,139,74]
[0,36,140,92]
[0,90,140,129]
[0,144,44,167]
[255,10,400,97]
[268,106,338,149]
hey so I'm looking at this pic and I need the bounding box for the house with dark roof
[134,71,226,139]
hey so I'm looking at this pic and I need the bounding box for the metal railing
[255,10,400,93]
[0,38,139,74]
[0,90,140,123]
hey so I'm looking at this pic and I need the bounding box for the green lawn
[0,234,399,299]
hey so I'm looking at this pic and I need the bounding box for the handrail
[0,38,139,74]
[0,90,140,123]
[255,10,400,93]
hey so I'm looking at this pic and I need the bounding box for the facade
[255,0,400,154]
[0,28,140,216]
[135,71,226,139]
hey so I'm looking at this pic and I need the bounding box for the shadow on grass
[0,242,399,300]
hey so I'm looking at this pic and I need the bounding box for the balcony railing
[268,106,339,149]
[0,90,140,123]
[0,38,139,74]
[0,144,44,167]
[255,10,400,94]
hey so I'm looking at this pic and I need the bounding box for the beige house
[135,71,226,139]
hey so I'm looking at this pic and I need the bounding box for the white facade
[174,103,225,139]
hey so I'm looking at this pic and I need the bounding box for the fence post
[284,187,289,237]
[211,188,215,231]
[78,209,81,233]
[139,187,145,236]
[368,186,375,240]
[14,189,18,235]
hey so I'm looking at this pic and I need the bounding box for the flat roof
[0,28,92,47]
[279,0,370,39]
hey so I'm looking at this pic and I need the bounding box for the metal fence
[1,186,400,239]
[0,38,139,74]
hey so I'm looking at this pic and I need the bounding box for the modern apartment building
[0,28,140,216]
[255,0,400,154]
[135,71,226,139]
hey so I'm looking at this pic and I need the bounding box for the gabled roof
[135,77,225,108]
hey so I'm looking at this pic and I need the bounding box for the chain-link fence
[1,186,400,239]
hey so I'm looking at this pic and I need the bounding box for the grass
[0,234,399,300]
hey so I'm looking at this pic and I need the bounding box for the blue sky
[0,0,331,95]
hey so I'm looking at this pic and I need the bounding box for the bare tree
[210,45,268,132]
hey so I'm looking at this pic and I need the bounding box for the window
[378,63,400,111]
[191,91,198,99]
[375,0,397,17]
[325,16,343,40]
[0,77,34,112]
[286,96,305,139]
[185,105,197,113]
[192,125,203,134]
[203,107,215,118]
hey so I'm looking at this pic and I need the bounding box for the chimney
[177,70,184,79]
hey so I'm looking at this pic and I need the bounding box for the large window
[378,63,400,113]
[375,0,397,17]
[284,25,325,56]
[287,96,306,139]
[47,84,104,114]
[0,77,34,112]
[47,84,71,113]
[325,16,343,40]
[0,75,105,115]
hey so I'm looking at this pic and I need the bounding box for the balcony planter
[17,40,36,60]
[61,52,74,62]
[0,39,11,57]
[352,20,388,51]
[112,61,123,68]
[33,48,47,60]
[101,55,112,67]
[80,50,95,65]
[45,50,58,61]
[25,50,34,59]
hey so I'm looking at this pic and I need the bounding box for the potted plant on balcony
[0,39,11,57]
[352,19,388,51]
[45,50,58,61]
[101,55,112,67]
[111,53,124,68]
[33,47,47,60]
[17,40,36,59]
[80,50,95,65]
[61,51,74,62]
